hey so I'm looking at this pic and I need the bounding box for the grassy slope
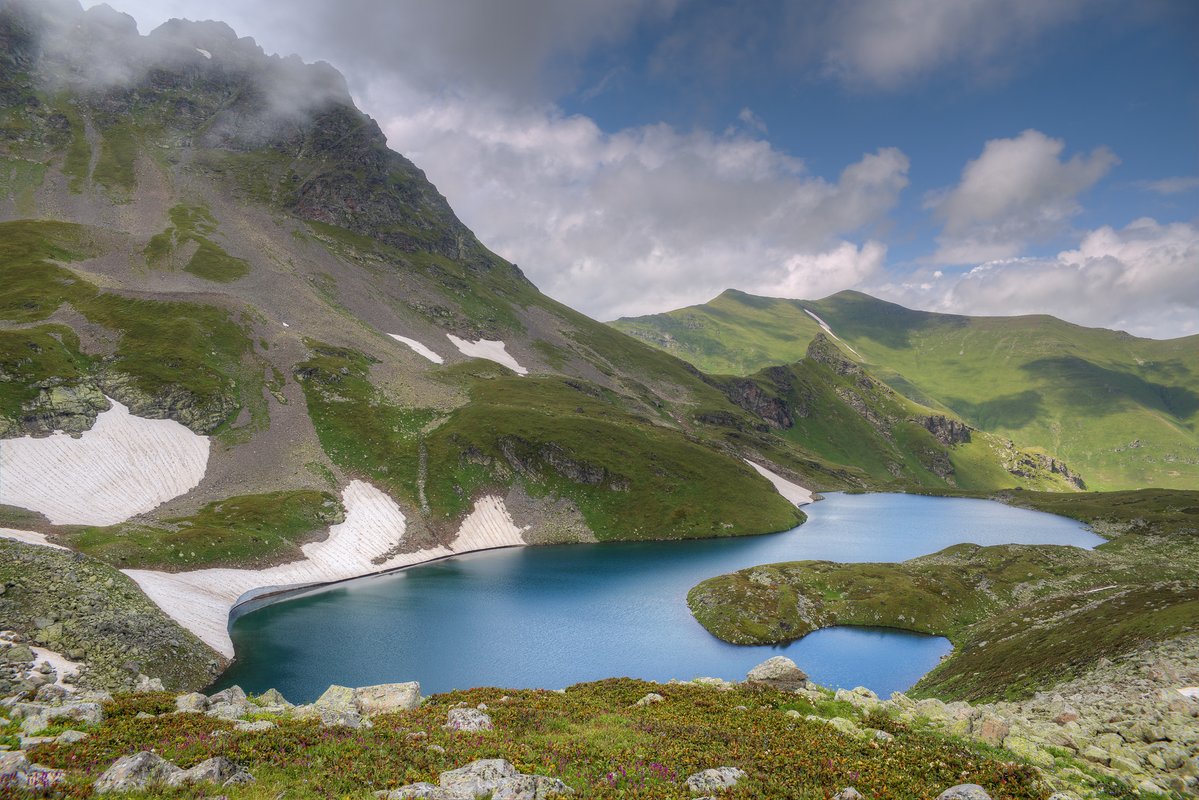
[0,220,263,434]
[295,340,804,541]
[688,489,1199,702]
[743,337,1079,492]
[613,290,1199,490]
[60,491,344,570]
[21,683,1045,800]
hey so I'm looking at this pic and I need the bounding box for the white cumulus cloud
[874,218,1199,338]
[381,97,908,319]
[928,129,1118,264]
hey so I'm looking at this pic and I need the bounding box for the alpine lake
[214,492,1103,702]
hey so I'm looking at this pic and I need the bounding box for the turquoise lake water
[214,492,1103,702]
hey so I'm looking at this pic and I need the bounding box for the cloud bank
[383,99,907,318]
[875,218,1199,339]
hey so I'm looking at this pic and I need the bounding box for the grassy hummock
[61,491,344,571]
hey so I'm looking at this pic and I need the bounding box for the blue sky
[91,1,1198,336]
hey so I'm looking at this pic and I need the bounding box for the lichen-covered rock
[19,701,102,733]
[832,789,863,800]
[634,693,664,706]
[94,751,183,794]
[746,656,808,691]
[684,766,745,793]
[312,684,363,727]
[936,785,992,800]
[166,756,254,787]
[444,707,492,732]
[175,692,208,713]
[354,681,421,716]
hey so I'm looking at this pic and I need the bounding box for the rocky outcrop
[445,707,493,732]
[719,377,794,430]
[918,415,972,446]
[806,334,866,379]
[0,383,110,439]
[497,436,630,492]
[1003,447,1086,489]
[0,541,223,694]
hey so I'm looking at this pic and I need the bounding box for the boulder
[208,686,248,705]
[55,729,89,744]
[355,682,422,716]
[833,788,864,799]
[94,752,183,794]
[376,759,571,800]
[312,684,363,728]
[19,701,102,734]
[1003,735,1054,768]
[235,719,276,732]
[634,693,664,707]
[257,688,293,708]
[376,783,441,799]
[444,707,492,732]
[970,713,1010,747]
[440,759,519,795]
[166,756,254,787]
[134,674,165,693]
[936,785,992,800]
[746,656,808,691]
[0,751,30,779]
[684,766,745,793]
[175,692,209,713]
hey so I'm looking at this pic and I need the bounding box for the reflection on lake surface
[216,493,1102,701]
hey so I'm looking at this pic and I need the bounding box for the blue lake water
[215,492,1103,702]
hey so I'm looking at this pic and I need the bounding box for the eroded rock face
[918,415,972,446]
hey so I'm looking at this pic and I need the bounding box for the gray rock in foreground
[93,751,252,794]
[374,758,570,800]
[746,656,808,691]
[444,707,493,732]
[685,766,746,793]
[936,785,993,800]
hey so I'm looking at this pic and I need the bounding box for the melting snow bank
[0,399,209,526]
[388,334,444,364]
[744,460,813,507]
[0,632,81,687]
[803,309,861,357]
[124,481,528,658]
[446,334,528,375]
[0,529,67,550]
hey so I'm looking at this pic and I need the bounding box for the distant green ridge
[612,289,1199,490]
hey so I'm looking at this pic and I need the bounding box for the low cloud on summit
[88,0,1199,336]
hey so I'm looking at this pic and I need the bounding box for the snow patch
[744,459,813,507]
[0,529,67,550]
[0,399,209,526]
[195,48,211,59]
[446,334,528,375]
[124,480,527,657]
[0,633,81,687]
[803,308,861,357]
[388,333,444,364]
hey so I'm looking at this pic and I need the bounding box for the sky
[85,0,1199,338]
